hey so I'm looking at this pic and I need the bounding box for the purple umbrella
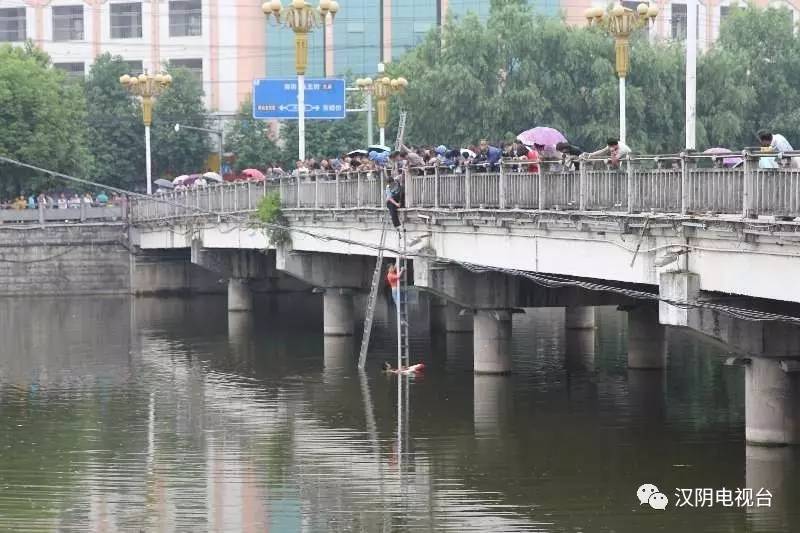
[517,127,567,148]
[703,148,742,168]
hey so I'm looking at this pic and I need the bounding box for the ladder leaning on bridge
[357,219,389,369]
[358,110,412,369]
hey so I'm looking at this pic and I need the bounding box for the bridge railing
[1,203,125,225]
[130,152,800,222]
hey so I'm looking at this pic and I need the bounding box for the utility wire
[2,154,799,325]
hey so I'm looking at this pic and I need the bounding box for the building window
[110,3,142,39]
[720,5,731,21]
[53,5,84,41]
[169,0,201,37]
[0,7,26,42]
[169,58,203,84]
[122,60,144,75]
[54,62,85,78]
[671,4,687,39]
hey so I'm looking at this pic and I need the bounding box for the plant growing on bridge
[255,191,291,246]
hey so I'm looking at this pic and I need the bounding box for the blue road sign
[252,78,346,120]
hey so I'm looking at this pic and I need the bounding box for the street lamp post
[585,3,658,145]
[174,123,225,175]
[356,64,408,147]
[120,72,172,195]
[262,0,340,162]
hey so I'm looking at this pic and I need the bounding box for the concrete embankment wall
[0,223,132,296]
[0,223,222,296]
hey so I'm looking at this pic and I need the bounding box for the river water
[0,294,797,532]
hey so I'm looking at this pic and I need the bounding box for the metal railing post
[626,154,634,214]
[465,165,471,209]
[296,178,301,208]
[80,199,87,221]
[122,195,129,222]
[434,166,440,209]
[537,163,544,211]
[743,150,754,218]
[220,186,225,213]
[335,172,340,209]
[579,161,587,211]
[356,172,362,208]
[499,162,506,209]
[314,177,319,209]
[38,201,45,226]
[680,152,689,215]
[247,181,252,210]
[404,168,412,208]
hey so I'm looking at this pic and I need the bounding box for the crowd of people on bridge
[263,128,800,182]
[0,191,122,210]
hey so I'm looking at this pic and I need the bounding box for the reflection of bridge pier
[565,307,597,374]
[745,445,800,531]
[745,357,800,446]
[473,374,513,438]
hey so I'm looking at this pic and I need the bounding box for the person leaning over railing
[757,129,800,168]
[556,142,584,170]
[582,138,632,169]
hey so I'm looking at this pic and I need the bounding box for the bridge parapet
[130,153,800,223]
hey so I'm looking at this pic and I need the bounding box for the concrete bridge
[128,159,800,445]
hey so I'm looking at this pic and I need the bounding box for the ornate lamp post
[120,72,172,195]
[262,0,339,162]
[585,3,658,144]
[356,63,408,147]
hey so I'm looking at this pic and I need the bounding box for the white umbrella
[347,149,368,157]
[460,148,476,159]
[203,171,223,182]
[172,175,189,184]
[154,178,174,189]
[368,144,392,154]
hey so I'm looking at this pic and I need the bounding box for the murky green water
[0,295,797,532]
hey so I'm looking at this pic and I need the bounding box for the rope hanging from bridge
[2,154,800,326]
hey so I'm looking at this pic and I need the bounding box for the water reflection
[0,296,798,531]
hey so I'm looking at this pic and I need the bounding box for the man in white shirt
[758,130,799,168]
[584,138,632,168]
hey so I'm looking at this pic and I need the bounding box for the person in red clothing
[386,264,404,306]
[525,144,541,173]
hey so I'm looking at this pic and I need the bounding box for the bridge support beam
[445,303,474,333]
[474,310,513,374]
[323,288,355,336]
[565,306,596,330]
[627,306,666,369]
[228,279,253,312]
[745,358,800,445]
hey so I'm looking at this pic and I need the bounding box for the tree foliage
[151,67,211,178]
[0,44,92,198]
[84,53,145,190]
[390,3,800,153]
[224,97,283,171]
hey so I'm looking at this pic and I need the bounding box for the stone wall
[0,223,131,296]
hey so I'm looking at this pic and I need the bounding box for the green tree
[0,44,91,198]
[151,67,211,178]
[84,53,145,190]
[224,97,283,172]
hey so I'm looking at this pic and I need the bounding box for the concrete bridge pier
[474,310,513,374]
[745,358,800,446]
[626,306,667,369]
[565,306,596,330]
[228,279,253,312]
[323,289,356,336]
